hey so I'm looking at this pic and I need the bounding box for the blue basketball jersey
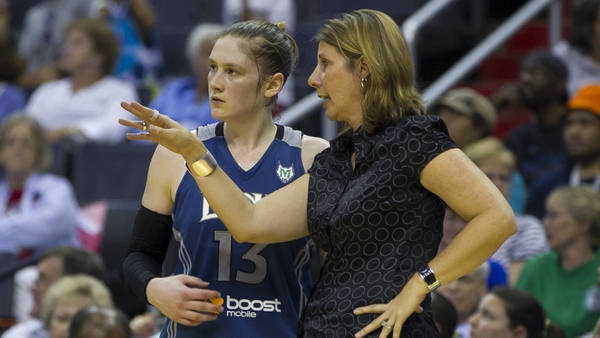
[161,123,313,338]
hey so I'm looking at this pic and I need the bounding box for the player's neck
[225,120,277,171]
[225,118,276,150]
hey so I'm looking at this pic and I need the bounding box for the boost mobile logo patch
[276,161,294,183]
[226,295,282,318]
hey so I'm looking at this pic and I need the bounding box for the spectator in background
[222,0,295,27]
[148,23,225,130]
[431,88,497,151]
[0,21,26,123]
[437,262,490,338]
[41,275,113,338]
[580,318,600,338]
[24,18,137,145]
[553,0,600,97]
[561,84,600,192]
[503,50,568,191]
[431,87,527,214]
[0,0,9,30]
[583,273,600,338]
[464,138,549,285]
[17,0,93,91]
[91,0,162,85]
[222,0,296,111]
[68,305,132,338]
[3,246,104,338]
[0,115,80,259]
[526,83,600,218]
[431,291,458,338]
[517,185,600,338]
[470,287,565,338]
[127,309,160,338]
[439,206,508,290]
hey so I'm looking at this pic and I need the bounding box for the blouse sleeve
[397,115,457,180]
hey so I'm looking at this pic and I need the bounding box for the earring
[360,78,367,88]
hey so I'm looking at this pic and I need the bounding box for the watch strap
[418,265,441,292]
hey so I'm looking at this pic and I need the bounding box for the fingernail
[355,333,362,337]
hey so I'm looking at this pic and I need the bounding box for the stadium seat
[69,143,156,206]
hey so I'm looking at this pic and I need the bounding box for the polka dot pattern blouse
[302,115,457,338]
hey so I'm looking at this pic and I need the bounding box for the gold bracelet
[185,150,218,177]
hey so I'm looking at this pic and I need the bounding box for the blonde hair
[315,9,424,134]
[41,275,113,328]
[546,185,600,249]
[463,137,516,171]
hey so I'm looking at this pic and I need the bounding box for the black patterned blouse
[301,115,457,338]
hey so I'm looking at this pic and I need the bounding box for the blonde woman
[517,186,600,338]
[0,115,80,257]
[41,275,113,338]
[464,137,549,285]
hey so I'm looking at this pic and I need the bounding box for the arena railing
[421,0,562,107]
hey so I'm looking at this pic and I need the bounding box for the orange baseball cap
[567,84,600,117]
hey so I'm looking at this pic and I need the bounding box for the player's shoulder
[301,134,330,169]
[301,135,329,154]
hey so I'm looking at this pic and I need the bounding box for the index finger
[184,298,223,316]
[120,101,146,119]
[122,101,173,128]
[120,101,160,121]
[188,288,222,302]
[205,297,224,314]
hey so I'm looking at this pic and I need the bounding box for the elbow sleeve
[120,205,173,304]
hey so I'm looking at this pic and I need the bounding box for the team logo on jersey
[276,162,294,183]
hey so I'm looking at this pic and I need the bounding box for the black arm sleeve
[119,205,173,304]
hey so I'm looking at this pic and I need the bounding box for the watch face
[420,267,436,284]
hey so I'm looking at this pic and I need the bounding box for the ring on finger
[141,121,148,131]
[381,320,392,330]
[149,109,160,122]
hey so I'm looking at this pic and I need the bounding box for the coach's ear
[357,56,370,81]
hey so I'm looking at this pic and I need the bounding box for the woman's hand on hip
[353,274,427,338]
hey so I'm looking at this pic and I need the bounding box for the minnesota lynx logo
[276,162,294,183]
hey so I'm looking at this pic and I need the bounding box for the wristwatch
[185,150,218,177]
[418,266,441,292]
